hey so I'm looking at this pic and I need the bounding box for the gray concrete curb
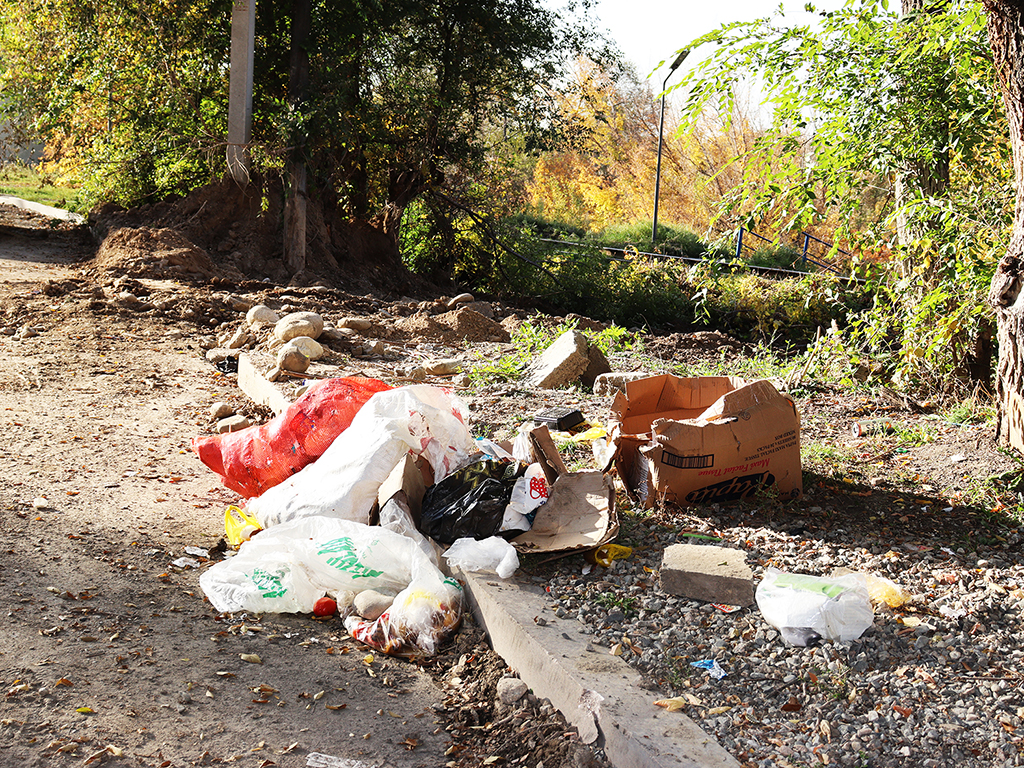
[0,194,85,224]
[459,569,741,768]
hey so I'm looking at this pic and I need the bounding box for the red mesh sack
[193,377,391,498]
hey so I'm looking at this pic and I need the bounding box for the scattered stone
[659,543,754,607]
[337,317,373,332]
[525,330,589,389]
[274,311,324,342]
[277,343,311,373]
[593,371,649,398]
[117,291,140,305]
[406,367,428,381]
[424,358,461,375]
[496,677,529,705]
[216,415,250,433]
[353,590,393,621]
[453,373,471,387]
[246,304,280,326]
[15,325,39,339]
[447,292,474,308]
[222,326,252,350]
[32,497,48,510]
[210,402,235,420]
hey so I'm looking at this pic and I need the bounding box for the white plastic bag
[444,536,519,579]
[199,516,463,655]
[755,568,874,644]
[248,386,474,529]
[501,463,548,534]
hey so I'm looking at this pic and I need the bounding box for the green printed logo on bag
[318,537,384,579]
[250,567,287,598]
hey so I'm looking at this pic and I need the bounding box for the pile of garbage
[193,378,609,657]
[191,349,899,660]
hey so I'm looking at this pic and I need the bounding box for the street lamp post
[652,49,689,252]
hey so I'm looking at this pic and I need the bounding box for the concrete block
[660,544,754,607]
[581,343,612,389]
[237,353,292,416]
[593,371,649,398]
[526,330,589,389]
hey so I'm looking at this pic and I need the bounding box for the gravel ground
[537,501,1024,768]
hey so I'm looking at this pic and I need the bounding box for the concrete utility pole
[227,0,256,183]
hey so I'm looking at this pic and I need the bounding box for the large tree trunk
[985,1,1024,452]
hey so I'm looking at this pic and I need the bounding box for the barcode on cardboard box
[660,452,714,469]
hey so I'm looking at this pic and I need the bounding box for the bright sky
[589,0,842,85]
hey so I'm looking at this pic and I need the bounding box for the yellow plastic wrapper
[224,505,262,547]
[864,573,908,608]
[551,422,608,445]
[585,543,633,567]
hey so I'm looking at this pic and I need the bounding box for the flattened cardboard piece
[611,375,802,507]
[511,470,617,553]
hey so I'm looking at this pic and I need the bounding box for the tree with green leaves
[0,0,606,282]
[669,0,1010,392]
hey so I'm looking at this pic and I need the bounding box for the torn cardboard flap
[611,375,802,507]
[512,471,617,553]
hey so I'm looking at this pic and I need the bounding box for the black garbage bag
[420,458,526,546]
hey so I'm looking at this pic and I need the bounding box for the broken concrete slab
[460,569,741,768]
[525,330,589,389]
[659,544,754,607]
[237,353,291,416]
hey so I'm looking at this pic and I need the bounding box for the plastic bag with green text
[199,516,462,656]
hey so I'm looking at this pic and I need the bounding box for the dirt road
[0,227,461,768]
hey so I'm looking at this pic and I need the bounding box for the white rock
[246,304,280,327]
[353,590,393,621]
[32,497,49,510]
[274,311,324,342]
[447,292,474,308]
[288,336,324,360]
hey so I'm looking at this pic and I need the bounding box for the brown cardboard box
[610,375,801,507]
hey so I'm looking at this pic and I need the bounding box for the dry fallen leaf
[239,654,262,664]
[781,696,802,713]
[653,696,688,712]
[76,706,95,714]
[54,677,73,687]
[707,706,731,715]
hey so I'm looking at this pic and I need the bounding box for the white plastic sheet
[755,567,874,644]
